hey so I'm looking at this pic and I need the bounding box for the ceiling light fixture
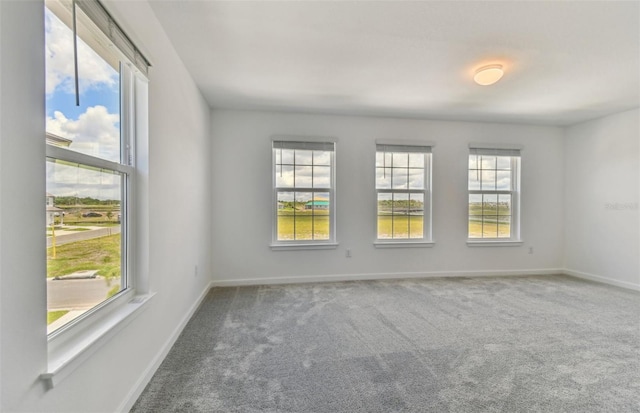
[474,64,504,86]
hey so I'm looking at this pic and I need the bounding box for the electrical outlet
[346,249,352,258]
[528,247,534,254]
[194,265,199,276]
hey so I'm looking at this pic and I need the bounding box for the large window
[376,143,432,244]
[468,146,521,241]
[272,140,336,247]
[45,0,148,334]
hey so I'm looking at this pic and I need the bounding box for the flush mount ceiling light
[474,64,504,86]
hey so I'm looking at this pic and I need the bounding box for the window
[45,0,148,335]
[375,143,432,244]
[272,139,336,248]
[468,146,521,242]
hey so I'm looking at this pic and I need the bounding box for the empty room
[0,0,639,412]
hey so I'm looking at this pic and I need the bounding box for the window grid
[376,149,430,241]
[468,154,519,239]
[274,142,335,244]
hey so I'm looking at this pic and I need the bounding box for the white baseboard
[211,268,564,287]
[562,268,640,291]
[117,281,213,413]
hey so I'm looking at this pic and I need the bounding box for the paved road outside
[47,225,121,247]
[47,277,116,310]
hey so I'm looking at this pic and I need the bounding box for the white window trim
[41,1,151,387]
[270,137,338,249]
[374,143,433,245]
[466,145,522,245]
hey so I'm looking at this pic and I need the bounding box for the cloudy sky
[45,6,122,201]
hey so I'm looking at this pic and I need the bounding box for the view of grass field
[377,215,424,239]
[468,201,511,238]
[277,209,330,240]
[47,234,121,279]
[47,310,69,325]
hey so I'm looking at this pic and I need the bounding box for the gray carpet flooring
[131,275,640,412]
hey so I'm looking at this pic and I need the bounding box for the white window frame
[271,137,338,250]
[374,142,434,248]
[466,144,523,247]
[41,0,153,389]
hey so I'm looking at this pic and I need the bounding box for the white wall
[211,110,565,284]
[0,1,48,410]
[564,109,640,289]
[0,1,212,412]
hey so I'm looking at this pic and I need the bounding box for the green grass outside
[47,310,69,325]
[377,215,424,239]
[468,219,511,238]
[277,209,330,240]
[47,234,121,279]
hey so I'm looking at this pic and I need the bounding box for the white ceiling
[148,0,640,126]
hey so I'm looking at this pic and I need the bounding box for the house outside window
[468,145,521,243]
[272,139,337,249]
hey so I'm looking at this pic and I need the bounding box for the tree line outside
[277,199,512,240]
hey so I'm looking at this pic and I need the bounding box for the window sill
[374,241,435,248]
[41,292,155,389]
[270,242,339,251]
[466,240,523,247]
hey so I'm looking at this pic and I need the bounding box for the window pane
[481,170,496,191]
[377,215,392,239]
[496,170,511,190]
[496,156,511,170]
[294,165,312,187]
[276,165,294,188]
[45,7,121,163]
[377,193,392,215]
[498,194,511,215]
[393,193,409,214]
[392,152,408,168]
[483,194,498,215]
[376,167,392,189]
[392,215,409,238]
[468,216,482,238]
[46,159,123,333]
[313,150,330,166]
[480,156,496,169]
[498,216,511,238]
[409,193,424,214]
[294,192,313,240]
[313,166,331,188]
[376,152,392,168]
[294,149,313,166]
[409,216,423,239]
[377,193,392,239]
[408,153,424,168]
[469,194,482,215]
[312,193,330,215]
[281,149,294,164]
[408,168,424,189]
[313,216,330,240]
[277,192,295,240]
[409,193,424,239]
[469,155,478,169]
[482,217,498,238]
[392,168,408,189]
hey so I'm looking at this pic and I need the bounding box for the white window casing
[271,137,338,250]
[467,144,522,246]
[42,0,152,388]
[375,142,433,247]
